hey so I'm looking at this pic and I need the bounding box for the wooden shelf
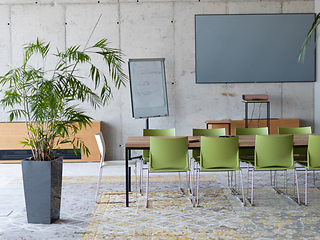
[0,122,101,163]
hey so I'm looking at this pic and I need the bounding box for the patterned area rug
[2,172,320,239]
[81,173,320,239]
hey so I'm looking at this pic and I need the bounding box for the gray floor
[0,162,114,240]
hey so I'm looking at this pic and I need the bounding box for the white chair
[95,132,137,202]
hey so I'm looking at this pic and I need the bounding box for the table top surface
[125,134,317,149]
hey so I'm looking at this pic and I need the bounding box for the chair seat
[296,160,320,170]
[294,154,307,161]
[295,160,307,165]
[239,155,254,162]
[250,164,294,170]
[102,160,137,167]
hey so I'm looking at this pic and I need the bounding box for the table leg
[129,167,131,192]
[245,102,248,128]
[125,147,129,207]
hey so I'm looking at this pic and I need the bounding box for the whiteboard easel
[128,58,169,122]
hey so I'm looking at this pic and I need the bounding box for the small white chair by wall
[95,132,137,202]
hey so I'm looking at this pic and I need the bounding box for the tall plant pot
[21,157,63,224]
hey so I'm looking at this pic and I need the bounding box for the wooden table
[124,134,311,207]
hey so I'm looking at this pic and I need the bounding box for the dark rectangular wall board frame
[195,13,316,83]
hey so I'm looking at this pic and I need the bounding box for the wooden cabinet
[0,122,101,163]
[205,119,231,135]
[206,119,300,135]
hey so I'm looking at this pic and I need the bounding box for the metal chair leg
[196,168,200,207]
[313,170,315,186]
[193,161,199,196]
[140,160,144,195]
[189,170,194,205]
[239,169,245,206]
[186,171,190,194]
[305,169,308,206]
[134,163,138,203]
[145,169,149,208]
[295,168,300,205]
[246,163,250,198]
[284,170,287,195]
[179,172,182,193]
[234,171,237,192]
[95,167,103,202]
[251,168,255,206]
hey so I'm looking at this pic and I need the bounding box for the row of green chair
[145,134,244,207]
[143,126,315,207]
[193,128,303,207]
[144,128,243,207]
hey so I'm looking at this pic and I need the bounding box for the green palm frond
[299,13,320,63]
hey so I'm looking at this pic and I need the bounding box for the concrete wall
[0,0,315,160]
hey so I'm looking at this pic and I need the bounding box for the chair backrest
[278,126,312,134]
[254,135,294,169]
[192,128,226,160]
[307,135,320,169]
[193,128,226,137]
[143,128,176,136]
[235,127,269,135]
[149,136,189,172]
[235,127,268,160]
[200,136,239,171]
[95,132,105,166]
[142,128,176,161]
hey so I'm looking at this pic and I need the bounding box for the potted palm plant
[0,38,127,224]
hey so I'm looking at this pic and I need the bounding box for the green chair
[146,136,191,207]
[142,128,176,162]
[249,135,300,206]
[196,136,245,206]
[191,128,226,191]
[278,126,312,161]
[296,135,320,205]
[192,128,226,162]
[139,128,176,194]
[235,127,269,198]
[235,127,269,163]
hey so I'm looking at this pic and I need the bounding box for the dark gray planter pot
[21,157,63,224]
